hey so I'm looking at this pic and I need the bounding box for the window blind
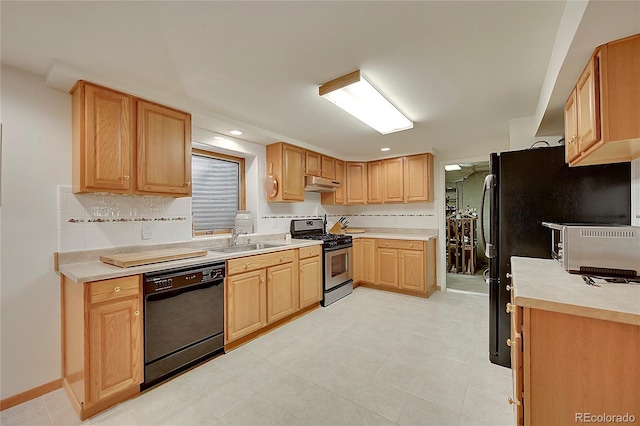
[191,154,240,232]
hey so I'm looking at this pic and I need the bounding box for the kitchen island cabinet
[71,81,192,197]
[62,274,143,420]
[354,235,437,297]
[509,257,640,425]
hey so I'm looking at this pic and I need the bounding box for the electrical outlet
[142,222,153,240]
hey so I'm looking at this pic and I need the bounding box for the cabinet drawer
[227,250,295,275]
[377,239,424,250]
[298,245,322,259]
[90,275,141,304]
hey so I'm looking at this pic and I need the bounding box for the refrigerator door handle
[481,174,496,258]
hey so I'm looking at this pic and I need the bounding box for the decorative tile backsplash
[57,186,192,251]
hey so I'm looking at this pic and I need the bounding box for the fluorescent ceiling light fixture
[319,70,413,135]
[380,147,390,152]
[445,164,462,171]
[229,130,243,136]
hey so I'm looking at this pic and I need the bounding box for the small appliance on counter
[542,222,640,278]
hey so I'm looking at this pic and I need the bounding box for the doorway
[444,161,489,294]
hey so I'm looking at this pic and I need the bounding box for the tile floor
[1,287,514,426]
[446,271,488,294]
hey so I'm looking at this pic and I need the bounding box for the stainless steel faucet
[231,228,247,246]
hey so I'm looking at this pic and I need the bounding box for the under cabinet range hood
[304,175,341,192]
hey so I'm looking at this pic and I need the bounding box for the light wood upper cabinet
[346,162,367,204]
[321,155,336,179]
[305,150,321,177]
[565,33,640,166]
[321,159,346,205]
[62,274,142,420]
[72,82,134,194]
[136,101,192,196]
[404,153,433,202]
[382,157,404,203]
[367,161,383,204]
[71,81,192,197]
[266,142,305,202]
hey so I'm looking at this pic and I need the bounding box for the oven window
[330,253,348,277]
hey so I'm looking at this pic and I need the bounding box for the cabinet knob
[385,242,389,246]
[260,277,264,283]
[506,303,515,313]
[410,243,413,247]
[506,338,514,347]
[506,285,512,292]
[508,397,520,406]
[506,273,512,279]
[269,275,273,280]
[134,310,140,316]
[124,175,130,180]
[280,257,284,262]
[114,286,121,293]
[186,181,191,186]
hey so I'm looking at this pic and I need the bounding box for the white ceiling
[1,1,638,161]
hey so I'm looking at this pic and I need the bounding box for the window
[191,148,245,235]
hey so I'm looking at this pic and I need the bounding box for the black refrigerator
[482,145,631,368]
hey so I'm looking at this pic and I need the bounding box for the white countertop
[511,256,640,326]
[59,239,322,284]
[348,231,437,241]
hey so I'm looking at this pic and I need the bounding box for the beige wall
[1,66,70,399]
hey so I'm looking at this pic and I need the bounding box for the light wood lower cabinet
[355,238,436,297]
[225,269,267,342]
[225,248,322,346]
[299,246,322,308]
[510,300,640,425]
[62,275,142,420]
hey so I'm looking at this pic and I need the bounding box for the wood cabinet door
[346,162,367,204]
[225,270,266,343]
[88,296,142,405]
[377,248,398,287]
[399,249,425,292]
[361,239,376,283]
[299,256,322,309]
[334,160,346,204]
[282,144,305,201]
[305,151,321,177]
[576,54,600,154]
[383,158,404,203]
[352,239,362,285]
[321,156,335,179]
[404,154,433,202]
[136,100,192,196]
[77,83,134,193]
[367,161,383,204]
[266,263,297,323]
[564,89,579,163]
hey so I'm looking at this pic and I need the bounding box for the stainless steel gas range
[290,218,353,306]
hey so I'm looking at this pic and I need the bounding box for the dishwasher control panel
[143,262,226,294]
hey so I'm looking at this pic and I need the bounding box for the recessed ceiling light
[229,130,243,136]
[380,147,390,152]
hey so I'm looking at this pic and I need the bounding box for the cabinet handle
[506,303,515,313]
[124,175,130,180]
[134,310,140,316]
[508,397,520,406]
[114,286,121,293]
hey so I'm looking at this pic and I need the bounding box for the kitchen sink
[208,242,285,254]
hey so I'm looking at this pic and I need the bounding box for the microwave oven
[542,223,640,278]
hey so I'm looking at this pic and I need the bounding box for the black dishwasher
[142,261,225,389]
